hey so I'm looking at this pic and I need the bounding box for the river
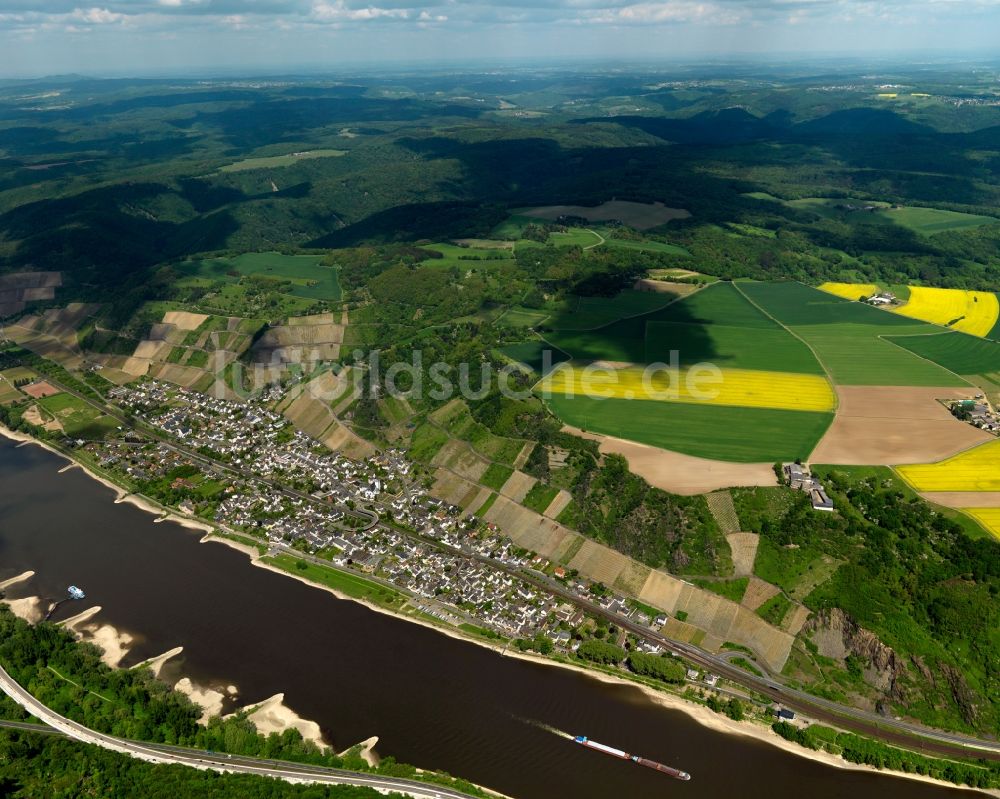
[0,437,985,799]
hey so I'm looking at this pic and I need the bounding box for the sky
[2,0,1000,76]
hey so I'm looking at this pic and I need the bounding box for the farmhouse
[782,463,835,512]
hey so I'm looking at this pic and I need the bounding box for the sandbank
[238,693,327,749]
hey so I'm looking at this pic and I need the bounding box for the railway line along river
[0,436,989,799]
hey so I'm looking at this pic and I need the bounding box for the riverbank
[3,423,996,796]
[0,423,215,539]
[500,648,998,798]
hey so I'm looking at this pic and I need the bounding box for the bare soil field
[918,491,1000,508]
[638,570,794,671]
[612,560,652,596]
[162,310,209,330]
[783,604,812,636]
[740,576,780,610]
[133,339,173,360]
[520,201,690,230]
[483,497,569,559]
[21,381,61,399]
[432,470,482,508]
[568,539,629,586]
[633,279,700,295]
[565,426,779,495]
[542,489,573,519]
[432,439,489,482]
[23,404,62,432]
[120,356,152,377]
[499,469,537,502]
[287,313,337,326]
[150,363,209,389]
[810,386,991,465]
[726,532,760,577]
[253,316,345,366]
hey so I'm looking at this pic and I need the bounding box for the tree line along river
[0,437,984,799]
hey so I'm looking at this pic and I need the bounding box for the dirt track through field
[563,425,778,495]
[810,385,991,465]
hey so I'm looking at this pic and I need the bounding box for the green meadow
[878,206,997,236]
[36,393,119,439]
[219,149,347,173]
[544,394,833,463]
[176,252,342,301]
[776,196,995,236]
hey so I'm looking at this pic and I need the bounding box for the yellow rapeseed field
[893,286,999,337]
[538,364,836,413]
[818,282,879,301]
[897,440,1000,492]
[963,508,1000,540]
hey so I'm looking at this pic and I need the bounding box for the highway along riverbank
[0,436,991,799]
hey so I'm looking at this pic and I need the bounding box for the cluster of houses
[94,377,743,666]
[950,396,1000,435]
[783,463,834,512]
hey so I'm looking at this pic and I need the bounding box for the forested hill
[2,66,1000,300]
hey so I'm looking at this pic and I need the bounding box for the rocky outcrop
[803,608,906,700]
[940,663,979,726]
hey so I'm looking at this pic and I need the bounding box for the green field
[544,394,833,462]
[0,383,21,405]
[499,340,570,373]
[498,307,551,328]
[886,331,1000,377]
[219,149,346,172]
[193,280,318,318]
[644,321,825,374]
[877,206,997,236]
[597,235,690,256]
[0,367,34,404]
[481,462,514,490]
[522,482,560,513]
[547,282,802,366]
[263,554,406,608]
[738,282,967,385]
[36,393,119,438]
[421,242,515,270]
[491,213,682,253]
[176,252,341,301]
[778,197,995,236]
[545,289,680,332]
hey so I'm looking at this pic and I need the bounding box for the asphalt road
[0,663,480,799]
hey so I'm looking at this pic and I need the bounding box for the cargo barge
[574,735,691,781]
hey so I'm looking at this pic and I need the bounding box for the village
[79,380,694,663]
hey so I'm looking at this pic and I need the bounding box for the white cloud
[70,6,125,23]
[311,0,409,22]
[586,1,742,24]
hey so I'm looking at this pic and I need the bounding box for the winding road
[0,662,479,799]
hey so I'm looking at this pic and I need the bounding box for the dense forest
[0,729,406,799]
[734,470,1000,735]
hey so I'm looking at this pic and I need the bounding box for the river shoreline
[1,423,996,797]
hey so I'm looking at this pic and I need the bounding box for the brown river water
[0,437,987,799]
